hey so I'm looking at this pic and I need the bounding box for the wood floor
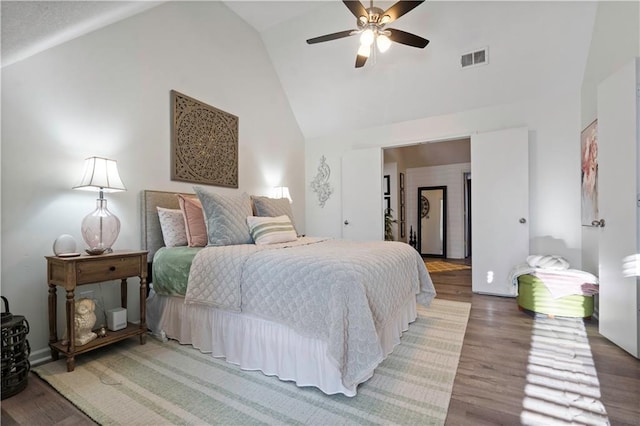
[2,263,639,425]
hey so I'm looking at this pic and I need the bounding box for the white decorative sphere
[53,234,77,255]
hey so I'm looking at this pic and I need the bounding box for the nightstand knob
[109,266,116,271]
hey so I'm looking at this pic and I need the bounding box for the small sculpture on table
[409,226,417,250]
[74,298,98,346]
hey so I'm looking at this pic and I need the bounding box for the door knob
[591,219,605,227]
[519,218,526,224]
[344,220,349,225]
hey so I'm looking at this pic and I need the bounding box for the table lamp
[272,186,292,203]
[73,157,126,255]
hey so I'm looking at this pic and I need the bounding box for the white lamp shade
[272,186,292,203]
[73,157,126,192]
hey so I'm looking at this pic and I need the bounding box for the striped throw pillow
[247,215,297,245]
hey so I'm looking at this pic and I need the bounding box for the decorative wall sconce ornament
[310,155,333,208]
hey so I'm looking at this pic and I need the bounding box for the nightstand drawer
[76,256,141,284]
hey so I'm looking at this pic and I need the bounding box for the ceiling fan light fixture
[360,28,375,46]
[357,44,371,58]
[377,34,391,52]
[306,0,429,68]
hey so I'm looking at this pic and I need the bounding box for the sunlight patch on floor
[521,316,610,425]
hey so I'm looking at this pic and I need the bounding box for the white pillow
[526,254,570,271]
[247,215,297,245]
[251,195,297,235]
[157,207,188,247]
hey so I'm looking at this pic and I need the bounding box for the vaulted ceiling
[1,1,597,141]
[256,1,596,139]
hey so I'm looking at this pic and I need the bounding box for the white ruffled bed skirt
[146,288,417,397]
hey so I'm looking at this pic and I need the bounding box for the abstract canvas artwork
[581,119,598,225]
[171,90,238,188]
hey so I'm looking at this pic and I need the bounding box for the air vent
[461,47,488,68]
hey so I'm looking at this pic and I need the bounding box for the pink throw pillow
[177,194,207,247]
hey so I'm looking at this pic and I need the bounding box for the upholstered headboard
[141,189,194,261]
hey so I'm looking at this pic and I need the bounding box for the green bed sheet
[152,246,202,296]
[517,274,594,318]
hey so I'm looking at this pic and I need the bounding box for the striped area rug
[33,299,470,426]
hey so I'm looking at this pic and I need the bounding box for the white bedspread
[184,237,435,389]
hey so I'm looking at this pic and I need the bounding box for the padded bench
[517,274,594,318]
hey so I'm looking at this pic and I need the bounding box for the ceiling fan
[306,0,429,68]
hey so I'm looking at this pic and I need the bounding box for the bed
[141,189,436,397]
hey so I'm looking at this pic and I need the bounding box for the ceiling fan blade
[307,30,356,44]
[387,28,429,48]
[355,53,368,68]
[382,1,425,24]
[343,1,368,21]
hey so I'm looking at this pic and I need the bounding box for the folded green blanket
[152,246,202,296]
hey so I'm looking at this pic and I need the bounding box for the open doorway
[383,138,471,262]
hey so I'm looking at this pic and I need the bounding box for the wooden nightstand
[45,250,148,371]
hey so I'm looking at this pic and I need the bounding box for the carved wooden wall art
[171,90,238,188]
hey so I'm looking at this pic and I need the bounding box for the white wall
[580,1,640,275]
[305,89,584,268]
[1,2,305,361]
[406,163,471,259]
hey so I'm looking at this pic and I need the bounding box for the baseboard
[29,347,52,367]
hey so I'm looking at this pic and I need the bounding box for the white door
[471,127,529,296]
[596,58,639,358]
[341,147,384,241]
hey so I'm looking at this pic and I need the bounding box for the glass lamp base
[86,248,108,255]
[81,198,120,254]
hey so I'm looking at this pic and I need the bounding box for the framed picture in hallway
[384,175,390,195]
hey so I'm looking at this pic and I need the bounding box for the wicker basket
[1,296,30,400]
